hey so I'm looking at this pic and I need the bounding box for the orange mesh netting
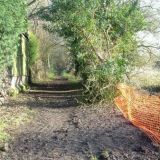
[114,83,160,144]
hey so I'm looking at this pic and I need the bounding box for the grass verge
[0,104,34,146]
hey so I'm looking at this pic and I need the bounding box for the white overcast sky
[138,0,160,55]
[141,0,160,7]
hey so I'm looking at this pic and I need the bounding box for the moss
[9,88,20,97]
[19,84,28,92]
[9,83,29,96]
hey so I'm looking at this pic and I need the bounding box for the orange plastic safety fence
[114,83,160,145]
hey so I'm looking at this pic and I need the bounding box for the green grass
[47,72,56,80]
[90,155,98,160]
[62,72,80,82]
[0,106,34,144]
[0,121,9,143]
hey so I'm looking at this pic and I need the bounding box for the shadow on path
[0,80,159,160]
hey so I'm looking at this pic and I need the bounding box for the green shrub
[83,56,128,103]
[0,0,27,73]
[47,72,56,80]
[29,32,40,65]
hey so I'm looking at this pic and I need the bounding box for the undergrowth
[62,72,80,82]
[82,56,128,104]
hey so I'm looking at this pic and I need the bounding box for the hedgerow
[0,0,27,73]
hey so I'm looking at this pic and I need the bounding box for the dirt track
[0,80,159,160]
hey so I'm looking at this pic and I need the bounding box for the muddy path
[0,80,159,160]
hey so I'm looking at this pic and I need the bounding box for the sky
[138,0,160,55]
[142,0,160,7]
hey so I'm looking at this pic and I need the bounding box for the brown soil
[0,80,159,160]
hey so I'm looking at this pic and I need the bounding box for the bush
[29,32,40,65]
[0,0,27,72]
[83,56,128,103]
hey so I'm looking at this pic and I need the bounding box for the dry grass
[129,68,160,88]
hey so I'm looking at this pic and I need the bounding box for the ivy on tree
[0,0,27,72]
